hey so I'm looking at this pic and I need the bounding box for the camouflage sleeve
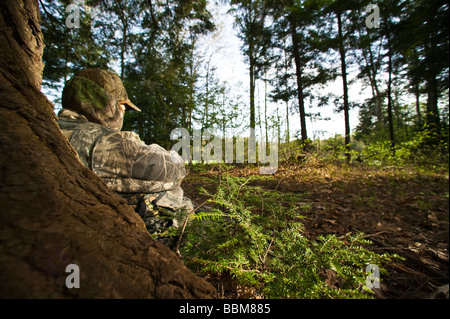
[118,131,142,143]
[91,132,186,194]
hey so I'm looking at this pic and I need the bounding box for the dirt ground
[182,161,449,299]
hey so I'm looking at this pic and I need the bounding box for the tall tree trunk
[264,69,268,149]
[257,80,263,138]
[285,100,290,146]
[337,12,351,163]
[387,56,395,151]
[0,0,216,298]
[283,44,290,149]
[290,19,308,144]
[276,103,281,150]
[249,49,257,162]
[425,69,440,131]
[385,22,396,152]
[204,59,211,127]
[426,77,440,130]
[415,84,422,128]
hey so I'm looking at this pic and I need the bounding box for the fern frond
[191,210,234,222]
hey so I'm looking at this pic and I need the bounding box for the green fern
[180,170,395,299]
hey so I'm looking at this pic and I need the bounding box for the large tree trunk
[249,50,257,162]
[385,21,396,153]
[290,19,308,143]
[0,0,217,299]
[386,45,396,151]
[336,12,351,163]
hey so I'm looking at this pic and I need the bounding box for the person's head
[61,68,140,131]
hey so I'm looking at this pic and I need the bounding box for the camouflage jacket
[57,109,186,195]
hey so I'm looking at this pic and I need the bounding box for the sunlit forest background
[39,0,448,167]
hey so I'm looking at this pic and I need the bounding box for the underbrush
[179,168,396,298]
[315,127,449,171]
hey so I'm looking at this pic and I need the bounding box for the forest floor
[181,159,449,299]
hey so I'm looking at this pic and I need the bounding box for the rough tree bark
[0,0,217,299]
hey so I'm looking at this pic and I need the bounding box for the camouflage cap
[62,68,140,131]
[75,68,141,112]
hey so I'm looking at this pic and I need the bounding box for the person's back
[57,68,193,246]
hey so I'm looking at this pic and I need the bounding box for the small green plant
[356,125,449,169]
[180,173,394,298]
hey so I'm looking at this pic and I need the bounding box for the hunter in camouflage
[57,68,193,243]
